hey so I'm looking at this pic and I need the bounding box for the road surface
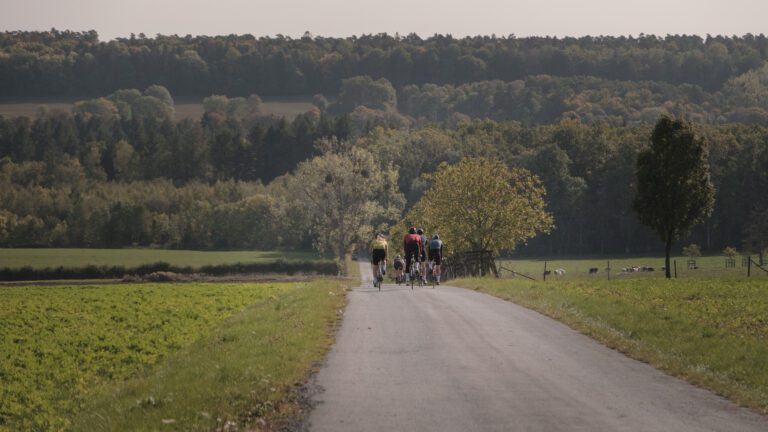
[306,263,768,431]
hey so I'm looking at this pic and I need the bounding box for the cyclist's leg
[372,250,385,283]
[405,245,417,281]
[405,255,411,281]
[371,259,377,282]
[372,251,382,285]
[420,252,427,281]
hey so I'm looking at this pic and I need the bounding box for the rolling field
[452,276,768,414]
[0,278,349,431]
[497,254,763,279]
[0,248,322,269]
[0,97,315,121]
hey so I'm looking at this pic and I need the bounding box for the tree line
[1,103,766,255]
[2,30,768,98]
[397,70,768,125]
[0,89,352,184]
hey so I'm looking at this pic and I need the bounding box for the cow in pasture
[554,268,566,276]
[588,267,599,274]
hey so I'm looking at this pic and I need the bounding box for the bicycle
[409,253,422,290]
[427,260,436,288]
[394,270,404,285]
[374,260,385,291]
[378,260,386,291]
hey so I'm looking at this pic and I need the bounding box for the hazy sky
[2,0,767,41]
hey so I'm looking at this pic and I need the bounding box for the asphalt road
[306,263,768,431]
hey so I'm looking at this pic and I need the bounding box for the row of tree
[0,143,403,256]
[2,31,768,96]
[0,99,353,184]
[1,113,767,255]
[397,69,768,124]
[0,179,286,249]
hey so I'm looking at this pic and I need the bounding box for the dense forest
[1,95,766,255]
[1,31,767,256]
[3,31,768,124]
[3,30,768,95]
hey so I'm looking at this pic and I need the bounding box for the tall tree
[633,116,715,278]
[285,141,404,271]
[398,157,553,254]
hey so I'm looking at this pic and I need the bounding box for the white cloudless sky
[1,0,767,41]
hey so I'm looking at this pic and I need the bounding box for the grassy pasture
[0,97,315,121]
[498,254,762,280]
[0,278,349,431]
[452,276,768,414]
[0,248,322,270]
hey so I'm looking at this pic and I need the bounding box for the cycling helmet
[417,228,424,235]
[433,234,440,239]
[408,227,417,234]
[395,254,402,259]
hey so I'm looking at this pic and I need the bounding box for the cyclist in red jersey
[403,227,423,282]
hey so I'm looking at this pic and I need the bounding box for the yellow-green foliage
[454,277,768,413]
[393,157,553,253]
[0,280,348,431]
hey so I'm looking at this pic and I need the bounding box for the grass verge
[0,278,350,431]
[451,276,768,414]
[72,278,349,431]
[497,254,761,279]
[0,248,322,269]
[0,260,339,281]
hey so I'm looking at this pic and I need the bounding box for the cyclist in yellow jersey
[370,232,388,285]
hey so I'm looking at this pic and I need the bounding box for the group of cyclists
[369,227,444,287]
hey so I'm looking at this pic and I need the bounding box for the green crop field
[497,254,763,279]
[452,276,768,413]
[0,248,322,270]
[0,278,349,431]
[0,97,315,121]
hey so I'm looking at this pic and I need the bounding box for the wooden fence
[441,250,498,280]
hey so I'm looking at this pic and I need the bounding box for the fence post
[674,260,677,278]
[748,256,751,277]
[607,260,611,281]
[543,261,548,281]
